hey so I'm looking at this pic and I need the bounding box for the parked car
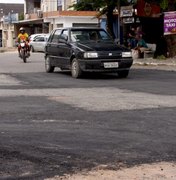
[45,27,133,78]
[29,33,44,44]
[29,34,49,52]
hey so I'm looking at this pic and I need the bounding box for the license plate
[104,62,119,68]
[20,43,25,47]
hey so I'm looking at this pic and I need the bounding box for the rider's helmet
[19,27,25,34]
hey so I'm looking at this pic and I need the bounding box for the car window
[70,29,112,42]
[29,34,42,41]
[45,35,49,41]
[51,29,62,43]
[61,29,69,41]
[35,36,45,42]
[99,30,112,40]
[71,31,89,42]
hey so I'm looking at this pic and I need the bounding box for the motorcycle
[19,41,29,63]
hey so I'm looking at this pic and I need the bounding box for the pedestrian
[135,26,144,37]
[134,34,149,58]
[126,26,137,49]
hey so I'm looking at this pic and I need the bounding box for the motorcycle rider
[17,27,30,57]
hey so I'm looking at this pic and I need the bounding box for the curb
[133,58,176,66]
[133,62,176,66]
[0,48,16,53]
[0,48,5,53]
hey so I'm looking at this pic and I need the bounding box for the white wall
[54,16,99,27]
[44,15,99,32]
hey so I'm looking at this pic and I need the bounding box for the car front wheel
[45,56,55,73]
[118,70,129,78]
[71,58,82,78]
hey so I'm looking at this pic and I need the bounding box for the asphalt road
[0,52,176,180]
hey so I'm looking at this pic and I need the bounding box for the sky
[0,0,24,3]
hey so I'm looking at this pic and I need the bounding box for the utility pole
[117,0,120,44]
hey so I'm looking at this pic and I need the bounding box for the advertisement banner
[136,0,160,17]
[164,11,176,35]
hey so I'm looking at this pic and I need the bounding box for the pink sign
[164,12,176,35]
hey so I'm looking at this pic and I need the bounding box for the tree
[71,0,105,11]
[72,0,132,39]
[96,0,117,39]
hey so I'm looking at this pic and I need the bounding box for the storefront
[14,19,48,37]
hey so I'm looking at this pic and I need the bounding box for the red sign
[136,0,160,17]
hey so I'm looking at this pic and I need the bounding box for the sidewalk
[133,57,176,66]
[0,47,16,53]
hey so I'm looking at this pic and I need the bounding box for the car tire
[118,70,129,78]
[30,45,35,52]
[71,58,82,78]
[45,56,55,73]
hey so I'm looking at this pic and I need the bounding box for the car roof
[29,33,48,38]
[53,27,104,31]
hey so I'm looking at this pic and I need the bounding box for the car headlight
[84,52,98,58]
[122,52,132,58]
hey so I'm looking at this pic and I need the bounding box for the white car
[29,33,44,44]
[29,34,49,52]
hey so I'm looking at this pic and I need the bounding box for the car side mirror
[58,34,68,43]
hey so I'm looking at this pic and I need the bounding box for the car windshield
[71,29,112,42]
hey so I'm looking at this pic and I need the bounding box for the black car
[45,27,133,78]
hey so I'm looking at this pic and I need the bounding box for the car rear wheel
[71,58,82,78]
[118,70,129,78]
[45,56,55,73]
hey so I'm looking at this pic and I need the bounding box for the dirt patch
[46,162,176,180]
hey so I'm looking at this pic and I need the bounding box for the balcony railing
[24,11,98,20]
[43,11,98,18]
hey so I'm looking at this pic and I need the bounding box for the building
[16,0,99,36]
[0,0,100,48]
[0,3,24,47]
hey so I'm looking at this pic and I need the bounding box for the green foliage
[71,0,105,11]
[71,0,137,12]
[19,13,24,21]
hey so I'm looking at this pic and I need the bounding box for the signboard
[164,11,176,35]
[120,6,133,17]
[123,17,134,24]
